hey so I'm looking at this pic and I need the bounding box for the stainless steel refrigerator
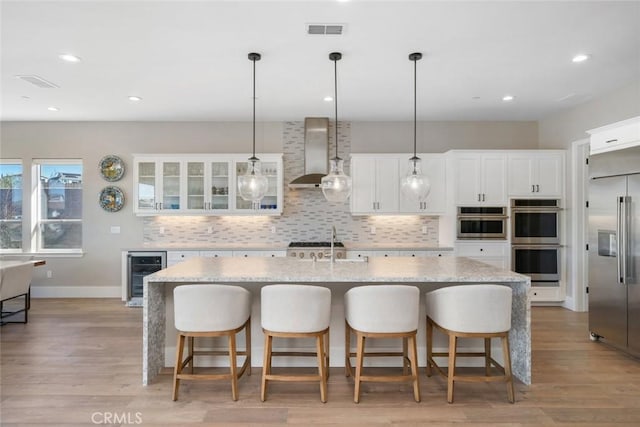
[588,145,640,357]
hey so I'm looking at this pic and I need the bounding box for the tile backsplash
[143,121,439,246]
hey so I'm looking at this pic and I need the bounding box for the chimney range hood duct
[289,117,329,189]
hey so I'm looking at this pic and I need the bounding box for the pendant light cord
[413,56,417,159]
[333,56,339,160]
[252,56,256,160]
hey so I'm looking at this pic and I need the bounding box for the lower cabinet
[347,249,453,259]
[455,241,509,269]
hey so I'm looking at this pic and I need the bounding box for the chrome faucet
[330,225,337,262]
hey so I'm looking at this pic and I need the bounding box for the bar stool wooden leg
[426,317,434,377]
[447,334,457,403]
[502,334,515,403]
[261,333,272,402]
[408,334,420,402]
[402,337,409,375]
[325,329,330,380]
[316,334,327,403]
[188,336,194,374]
[172,334,185,401]
[354,333,365,403]
[484,337,492,377]
[228,333,239,401]
[345,321,353,377]
[245,319,252,376]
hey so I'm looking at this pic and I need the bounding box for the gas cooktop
[288,241,345,248]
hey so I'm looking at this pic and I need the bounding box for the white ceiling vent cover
[306,23,346,35]
[16,75,59,89]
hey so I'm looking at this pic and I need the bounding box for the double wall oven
[510,199,561,286]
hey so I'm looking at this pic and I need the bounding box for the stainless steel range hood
[288,117,329,189]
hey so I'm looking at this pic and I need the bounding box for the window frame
[0,159,24,253]
[31,159,83,254]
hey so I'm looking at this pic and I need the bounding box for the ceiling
[1,0,639,122]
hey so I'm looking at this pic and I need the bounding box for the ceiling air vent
[16,75,59,89]
[306,23,346,35]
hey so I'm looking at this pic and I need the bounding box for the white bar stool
[425,284,515,403]
[172,284,251,401]
[260,284,331,403]
[344,285,420,403]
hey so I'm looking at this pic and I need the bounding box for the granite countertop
[146,256,528,284]
[128,243,453,252]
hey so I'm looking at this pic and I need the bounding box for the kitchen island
[143,256,531,385]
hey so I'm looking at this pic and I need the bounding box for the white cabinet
[399,154,447,214]
[231,250,286,258]
[133,154,283,216]
[167,250,200,267]
[454,153,507,206]
[398,250,453,258]
[508,151,564,197]
[455,241,509,269]
[588,116,640,154]
[351,156,399,214]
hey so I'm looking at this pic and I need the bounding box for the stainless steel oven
[511,245,560,283]
[511,199,561,245]
[457,206,508,240]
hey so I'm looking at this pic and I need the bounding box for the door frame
[568,138,590,312]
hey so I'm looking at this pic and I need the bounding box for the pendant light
[238,52,269,203]
[321,52,352,203]
[400,52,431,202]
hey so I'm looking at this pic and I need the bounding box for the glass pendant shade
[238,159,268,202]
[400,157,431,202]
[321,157,352,202]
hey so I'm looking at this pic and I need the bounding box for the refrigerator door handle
[622,196,631,284]
[617,196,624,284]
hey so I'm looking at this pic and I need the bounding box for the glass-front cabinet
[133,154,282,216]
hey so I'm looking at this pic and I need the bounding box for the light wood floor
[2,299,640,426]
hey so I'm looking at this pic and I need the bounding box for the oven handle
[457,215,509,219]
[511,245,562,249]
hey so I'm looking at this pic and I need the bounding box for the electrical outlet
[159,227,165,235]
[270,226,277,234]
[370,226,376,235]
[207,226,213,234]
[422,226,428,234]
[46,270,52,278]
[110,226,121,234]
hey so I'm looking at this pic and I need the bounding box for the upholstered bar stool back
[260,284,331,402]
[425,284,514,403]
[344,285,420,403]
[172,284,251,401]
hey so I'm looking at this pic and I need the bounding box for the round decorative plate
[99,186,125,212]
[99,155,125,182]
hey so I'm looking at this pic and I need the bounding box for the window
[0,161,23,251]
[33,160,83,252]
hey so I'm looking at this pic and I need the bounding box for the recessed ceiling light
[572,54,591,63]
[502,95,515,102]
[472,96,481,100]
[21,96,30,100]
[48,106,59,111]
[128,96,142,102]
[324,96,333,102]
[59,53,81,63]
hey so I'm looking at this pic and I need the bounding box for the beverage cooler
[127,251,166,303]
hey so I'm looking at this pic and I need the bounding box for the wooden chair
[0,263,34,325]
[260,284,331,403]
[172,284,251,401]
[344,285,420,403]
[425,284,515,403]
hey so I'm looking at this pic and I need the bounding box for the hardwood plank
[2,299,640,425]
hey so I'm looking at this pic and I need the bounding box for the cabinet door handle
[477,193,481,202]
[606,139,618,144]
[536,184,540,192]
[482,193,486,202]
[532,185,535,193]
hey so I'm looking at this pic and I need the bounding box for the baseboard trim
[31,286,121,298]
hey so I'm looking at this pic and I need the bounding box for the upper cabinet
[454,152,507,206]
[351,156,399,214]
[507,151,565,197]
[399,154,447,214]
[133,154,283,216]
[350,154,447,215]
[588,116,640,155]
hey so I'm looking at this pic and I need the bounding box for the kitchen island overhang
[143,256,531,385]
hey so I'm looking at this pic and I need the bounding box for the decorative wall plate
[99,155,125,181]
[99,186,125,212]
